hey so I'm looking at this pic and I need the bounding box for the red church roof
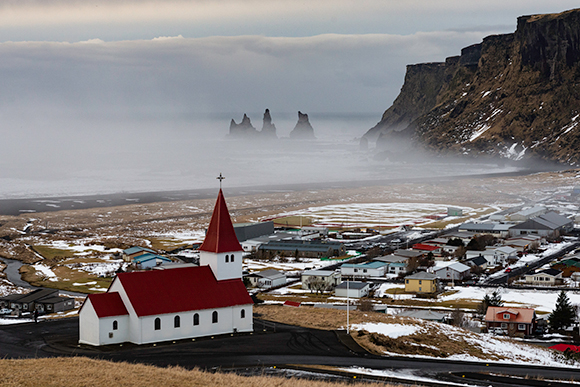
[115,266,252,317]
[199,189,243,253]
[83,292,129,318]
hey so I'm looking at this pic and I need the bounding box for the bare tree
[449,308,467,328]
[304,277,332,294]
[357,298,374,312]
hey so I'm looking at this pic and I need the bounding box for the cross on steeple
[217,173,225,189]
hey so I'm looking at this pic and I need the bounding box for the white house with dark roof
[334,281,370,298]
[245,269,286,289]
[524,268,563,286]
[79,189,253,346]
[431,261,471,281]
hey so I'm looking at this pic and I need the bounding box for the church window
[174,315,180,328]
[113,320,118,330]
[241,309,245,319]
[212,311,218,323]
[154,317,161,330]
[193,313,199,326]
[225,255,229,263]
[231,254,234,262]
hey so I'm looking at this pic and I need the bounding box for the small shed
[447,207,463,217]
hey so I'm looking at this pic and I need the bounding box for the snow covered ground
[271,202,492,228]
[351,319,578,367]
[375,282,580,312]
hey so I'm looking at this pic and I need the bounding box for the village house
[245,269,286,289]
[524,268,563,286]
[122,246,157,262]
[79,189,254,346]
[485,306,536,336]
[466,246,517,266]
[404,272,439,294]
[431,261,471,281]
[132,253,172,270]
[464,255,488,270]
[411,243,442,256]
[372,255,408,275]
[334,281,370,298]
[301,269,341,291]
[0,288,75,314]
[340,261,388,278]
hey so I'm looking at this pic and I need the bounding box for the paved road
[2,317,580,386]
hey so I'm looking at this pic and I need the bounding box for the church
[78,188,254,346]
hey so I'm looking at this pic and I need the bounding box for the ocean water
[0,112,517,199]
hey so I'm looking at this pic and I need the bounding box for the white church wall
[98,315,130,345]
[231,305,253,333]
[200,250,242,281]
[78,299,100,346]
[138,305,251,344]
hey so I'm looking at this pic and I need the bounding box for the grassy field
[0,357,401,387]
[19,265,112,294]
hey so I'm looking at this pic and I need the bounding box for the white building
[79,189,253,346]
[245,269,286,289]
[301,269,341,290]
[334,281,370,298]
[432,261,471,281]
[466,246,517,266]
[340,261,388,278]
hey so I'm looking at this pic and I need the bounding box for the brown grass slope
[0,357,401,387]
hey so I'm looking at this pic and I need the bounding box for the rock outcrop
[289,111,316,139]
[260,109,277,138]
[229,114,258,137]
[365,8,580,164]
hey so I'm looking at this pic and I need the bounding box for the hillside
[364,9,580,164]
[255,305,570,367]
[0,357,398,387]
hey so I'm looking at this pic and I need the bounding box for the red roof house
[485,306,536,337]
[79,188,253,346]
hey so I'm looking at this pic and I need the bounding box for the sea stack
[260,109,277,138]
[229,114,258,137]
[289,111,316,139]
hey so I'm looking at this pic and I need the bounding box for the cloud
[0,31,500,118]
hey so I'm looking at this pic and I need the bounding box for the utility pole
[346,279,350,335]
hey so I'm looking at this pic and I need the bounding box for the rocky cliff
[365,9,580,164]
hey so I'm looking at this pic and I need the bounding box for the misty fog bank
[0,113,531,200]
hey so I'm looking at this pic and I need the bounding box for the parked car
[0,308,13,315]
[504,268,512,273]
[490,327,507,335]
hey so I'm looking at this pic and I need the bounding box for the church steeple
[199,189,243,254]
[199,184,243,281]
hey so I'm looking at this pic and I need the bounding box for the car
[490,327,507,335]
[504,268,512,273]
[0,308,12,315]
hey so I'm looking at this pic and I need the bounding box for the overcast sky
[1,1,578,116]
[1,1,578,198]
